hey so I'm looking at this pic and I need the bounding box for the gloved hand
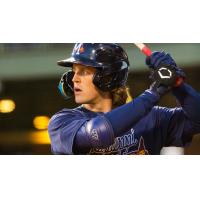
[146,51,186,96]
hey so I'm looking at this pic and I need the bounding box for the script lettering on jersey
[89,128,150,155]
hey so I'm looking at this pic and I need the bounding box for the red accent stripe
[142,46,152,56]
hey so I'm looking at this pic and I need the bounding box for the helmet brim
[57,57,103,69]
[57,57,75,67]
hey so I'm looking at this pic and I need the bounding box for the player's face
[72,64,103,104]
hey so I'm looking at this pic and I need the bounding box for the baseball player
[48,43,200,155]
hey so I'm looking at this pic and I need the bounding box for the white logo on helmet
[73,43,84,54]
[158,67,172,79]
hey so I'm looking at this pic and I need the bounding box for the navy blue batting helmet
[58,43,129,99]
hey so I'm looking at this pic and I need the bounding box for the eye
[81,69,93,75]
[83,70,91,75]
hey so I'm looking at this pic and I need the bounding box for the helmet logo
[79,46,84,53]
[73,43,85,54]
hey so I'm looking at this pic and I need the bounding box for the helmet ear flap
[93,70,112,91]
[93,68,128,92]
[93,70,102,89]
[58,71,74,99]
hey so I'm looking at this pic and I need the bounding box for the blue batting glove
[146,51,186,79]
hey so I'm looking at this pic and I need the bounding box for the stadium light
[0,99,16,113]
[29,130,51,145]
[33,115,50,130]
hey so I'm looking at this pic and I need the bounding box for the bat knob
[175,77,184,87]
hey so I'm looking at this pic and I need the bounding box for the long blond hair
[111,86,133,108]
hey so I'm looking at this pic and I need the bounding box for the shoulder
[48,106,89,131]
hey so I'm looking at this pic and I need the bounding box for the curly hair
[111,86,132,108]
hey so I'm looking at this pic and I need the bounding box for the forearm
[173,83,200,123]
[105,89,160,136]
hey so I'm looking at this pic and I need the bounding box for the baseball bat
[134,43,152,57]
[134,43,183,87]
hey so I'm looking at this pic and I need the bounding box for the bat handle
[134,43,152,57]
[142,46,152,57]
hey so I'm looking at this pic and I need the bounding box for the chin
[75,96,94,105]
[75,97,87,104]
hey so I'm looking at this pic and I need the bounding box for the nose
[72,72,81,83]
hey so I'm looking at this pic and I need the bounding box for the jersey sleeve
[172,83,200,145]
[48,110,88,154]
[155,106,200,147]
[155,83,200,147]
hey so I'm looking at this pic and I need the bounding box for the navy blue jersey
[48,84,200,155]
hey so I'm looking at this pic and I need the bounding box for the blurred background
[0,43,200,154]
